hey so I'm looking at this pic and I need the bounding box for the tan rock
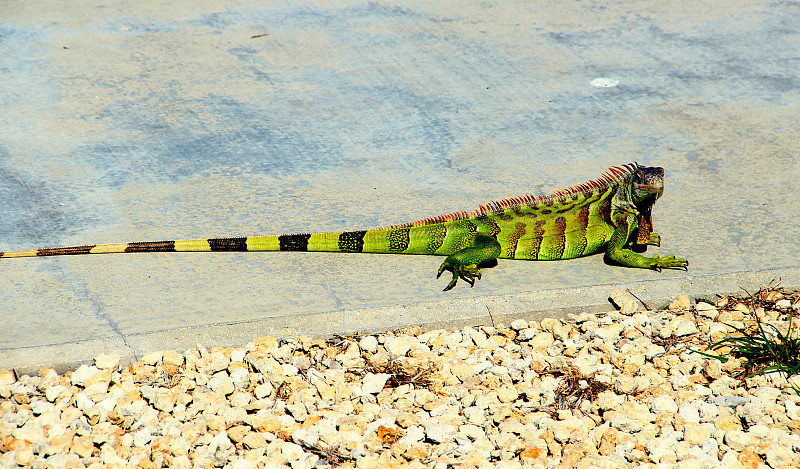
[253,336,279,352]
[738,448,762,469]
[683,422,710,445]
[721,357,743,374]
[14,447,34,466]
[519,445,547,462]
[696,302,719,320]
[228,361,248,375]
[71,435,95,458]
[5,437,30,452]
[528,332,555,351]
[622,326,643,340]
[597,428,616,456]
[227,425,250,443]
[397,412,421,428]
[153,388,179,413]
[141,351,163,366]
[403,444,429,460]
[486,334,506,348]
[47,428,75,454]
[83,370,112,389]
[171,455,192,469]
[614,375,638,393]
[497,385,519,404]
[669,295,691,311]
[301,415,321,428]
[94,353,121,370]
[39,367,59,380]
[169,436,191,457]
[84,381,109,400]
[205,415,227,433]
[241,431,267,449]
[718,310,746,322]
[703,359,722,380]
[70,365,99,386]
[449,361,474,382]
[162,350,184,367]
[610,290,639,315]
[390,442,408,458]
[251,413,282,433]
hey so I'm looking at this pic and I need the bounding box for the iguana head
[631,166,664,205]
[630,165,665,244]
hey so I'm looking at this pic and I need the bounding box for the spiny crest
[387,163,638,229]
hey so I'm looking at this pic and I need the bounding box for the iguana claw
[650,254,689,272]
[438,260,482,291]
[647,233,661,247]
[436,234,501,291]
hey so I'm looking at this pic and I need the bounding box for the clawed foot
[437,260,482,291]
[647,233,661,247]
[649,254,688,272]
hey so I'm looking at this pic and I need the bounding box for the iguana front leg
[606,216,688,271]
[437,234,501,291]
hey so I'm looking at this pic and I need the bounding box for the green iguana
[1,164,687,290]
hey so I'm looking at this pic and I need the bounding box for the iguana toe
[647,233,661,247]
[438,260,482,291]
[650,254,688,271]
[443,273,459,291]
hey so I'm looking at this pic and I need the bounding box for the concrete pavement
[2,0,798,373]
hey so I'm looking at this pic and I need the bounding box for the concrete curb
[4,266,798,376]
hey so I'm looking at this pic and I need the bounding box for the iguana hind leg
[437,234,501,291]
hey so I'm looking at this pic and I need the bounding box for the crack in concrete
[58,264,139,362]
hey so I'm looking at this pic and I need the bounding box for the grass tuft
[692,282,800,393]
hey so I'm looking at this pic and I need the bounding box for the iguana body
[1,164,687,290]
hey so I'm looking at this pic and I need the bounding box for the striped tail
[0,231,394,258]
[0,238,258,258]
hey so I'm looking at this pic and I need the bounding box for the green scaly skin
[0,164,687,291]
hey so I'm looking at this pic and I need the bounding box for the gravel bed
[2,290,799,469]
